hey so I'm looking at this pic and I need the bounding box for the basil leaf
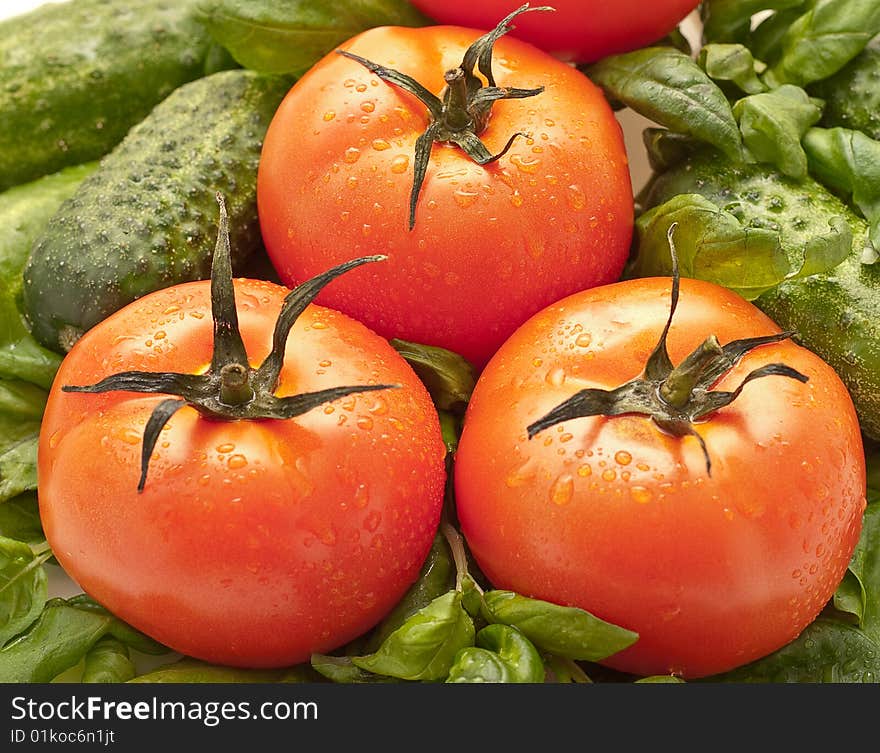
[310,654,398,683]
[0,492,44,548]
[699,43,768,95]
[767,0,880,87]
[0,378,49,504]
[544,654,593,683]
[633,192,851,298]
[363,533,454,653]
[804,127,880,251]
[131,658,313,683]
[0,535,48,646]
[710,618,880,682]
[700,0,807,44]
[749,8,808,63]
[641,129,703,174]
[587,47,743,162]
[834,502,880,637]
[82,637,136,683]
[733,85,823,178]
[352,591,475,681]
[481,590,637,662]
[0,596,168,682]
[196,0,429,76]
[390,339,475,415]
[447,624,544,683]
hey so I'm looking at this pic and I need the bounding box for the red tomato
[38,278,446,668]
[454,276,866,679]
[257,22,633,369]
[409,0,701,62]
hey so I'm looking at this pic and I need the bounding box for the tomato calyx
[527,225,810,475]
[62,193,398,491]
[337,3,551,230]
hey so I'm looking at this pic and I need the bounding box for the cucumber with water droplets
[637,147,880,439]
[0,0,226,192]
[21,69,292,353]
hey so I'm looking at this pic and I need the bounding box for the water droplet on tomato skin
[550,474,574,506]
[228,454,247,470]
[630,486,653,504]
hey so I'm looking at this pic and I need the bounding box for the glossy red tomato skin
[454,277,866,679]
[38,278,446,668]
[257,24,633,369]
[409,0,701,62]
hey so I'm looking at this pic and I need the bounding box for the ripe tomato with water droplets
[409,0,701,63]
[455,275,866,678]
[257,19,633,368]
[38,276,446,668]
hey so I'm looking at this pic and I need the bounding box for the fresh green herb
[587,47,744,162]
[803,126,880,250]
[351,591,475,681]
[81,637,136,684]
[732,84,823,178]
[481,590,638,662]
[196,0,429,76]
[0,596,168,683]
[0,536,49,646]
[447,624,545,683]
[131,658,314,683]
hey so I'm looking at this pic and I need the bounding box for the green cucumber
[638,149,880,439]
[0,0,224,192]
[0,163,97,388]
[810,45,880,140]
[22,69,292,353]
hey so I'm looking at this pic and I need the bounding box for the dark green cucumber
[0,0,225,191]
[22,69,292,353]
[810,45,880,140]
[0,162,97,388]
[640,150,880,439]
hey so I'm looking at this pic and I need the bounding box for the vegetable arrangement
[2,0,880,685]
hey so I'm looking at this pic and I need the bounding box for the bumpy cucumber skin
[810,46,880,140]
[0,0,219,192]
[642,153,880,439]
[22,70,292,353]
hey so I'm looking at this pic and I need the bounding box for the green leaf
[0,164,94,389]
[310,654,397,683]
[733,85,823,178]
[803,127,880,252]
[710,618,880,682]
[635,675,687,683]
[0,379,49,504]
[0,535,48,646]
[701,0,807,44]
[362,533,454,653]
[196,0,430,76]
[699,43,768,95]
[0,492,44,548]
[767,0,880,87]
[82,637,136,683]
[641,129,703,174]
[481,590,637,662]
[390,339,475,415]
[834,502,880,638]
[586,47,744,162]
[447,624,545,683]
[632,192,851,299]
[352,591,475,681]
[131,658,313,683]
[0,596,168,683]
[749,8,808,63]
